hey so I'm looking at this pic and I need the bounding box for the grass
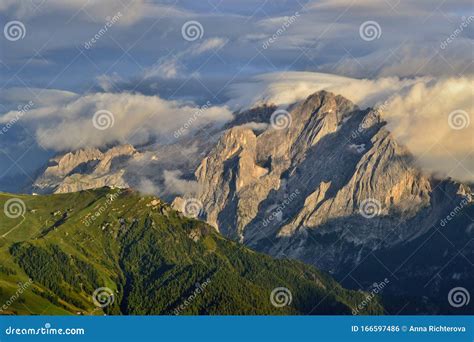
[0,187,384,315]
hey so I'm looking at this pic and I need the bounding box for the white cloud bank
[0,91,233,151]
[384,77,474,182]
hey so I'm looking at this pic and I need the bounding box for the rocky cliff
[176,91,473,313]
[32,144,138,194]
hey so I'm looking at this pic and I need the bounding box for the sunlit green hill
[0,188,383,315]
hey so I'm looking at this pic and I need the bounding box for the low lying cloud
[163,170,199,196]
[237,122,269,132]
[0,91,233,151]
[383,77,474,182]
[137,178,161,196]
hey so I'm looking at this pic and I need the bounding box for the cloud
[189,37,228,55]
[324,42,474,79]
[227,71,474,182]
[163,170,199,196]
[237,122,269,132]
[2,0,472,96]
[136,178,160,196]
[0,0,191,25]
[144,57,184,79]
[0,88,77,109]
[226,71,429,109]
[382,77,474,182]
[0,90,234,151]
[96,73,123,92]
[143,37,228,79]
[1,0,473,184]
[2,71,472,183]
[254,0,473,77]
[1,73,472,189]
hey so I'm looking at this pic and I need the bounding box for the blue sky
[0,0,473,183]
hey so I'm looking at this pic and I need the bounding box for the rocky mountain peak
[49,147,103,177]
[184,90,467,276]
[32,144,138,194]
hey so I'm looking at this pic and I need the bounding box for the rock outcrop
[32,144,138,194]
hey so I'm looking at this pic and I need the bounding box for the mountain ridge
[0,187,383,315]
[14,90,474,314]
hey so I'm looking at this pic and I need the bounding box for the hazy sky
[0,0,473,182]
[1,1,472,93]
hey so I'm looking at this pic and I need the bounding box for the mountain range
[5,90,473,314]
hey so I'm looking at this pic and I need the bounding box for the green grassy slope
[0,188,383,315]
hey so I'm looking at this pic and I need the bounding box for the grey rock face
[32,145,138,194]
[30,127,221,200]
[189,91,472,276]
